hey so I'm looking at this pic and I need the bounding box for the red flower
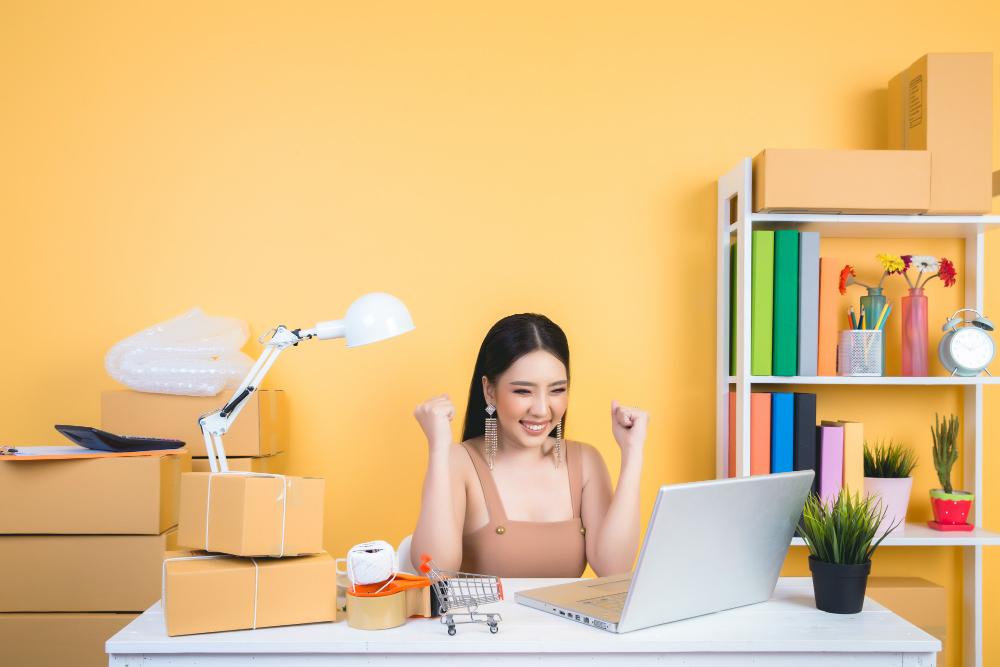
[899,255,913,273]
[938,257,957,287]
[839,265,855,295]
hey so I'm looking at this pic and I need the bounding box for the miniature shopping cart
[419,555,504,635]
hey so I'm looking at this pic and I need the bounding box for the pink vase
[863,476,912,536]
[901,288,928,376]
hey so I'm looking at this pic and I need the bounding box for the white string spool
[346,540,397,592]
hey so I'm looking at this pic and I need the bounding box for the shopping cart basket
[419,554,504,635]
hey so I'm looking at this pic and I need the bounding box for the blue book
[770,392,794,473]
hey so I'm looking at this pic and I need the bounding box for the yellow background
[2,2,998,664]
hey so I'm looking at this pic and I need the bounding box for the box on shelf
[163,551,337,636]
[101,389,288,457]
[0,612,138,667]
[191,452,286,474]
[888,52,992,214]
[0,529,177,612]
[752,149,931,214]
[865,577,945,656]
[0,451,187,535]
[178,472,324,557]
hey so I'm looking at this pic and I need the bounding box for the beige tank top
[459,440,587,578]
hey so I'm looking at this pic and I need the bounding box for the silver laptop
[516,470,814,633]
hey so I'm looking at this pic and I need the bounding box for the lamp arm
[198,326,307,472]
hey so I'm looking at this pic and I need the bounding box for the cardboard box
[752,149,931,213]
[163,551,337,636]
[0,529,176,611]
[0,612,138,667]
[890,53,993,214]
[0,451,187,535]
[192,452,286,474]
[101,389,288,457]
[866,577,945,661]
[178,472,324,557]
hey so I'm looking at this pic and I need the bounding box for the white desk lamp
[198,292,414,472]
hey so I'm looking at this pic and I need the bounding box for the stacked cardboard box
[170,471,335,635]
[0,450,187,667]
[866,578,946,662]
[101,389,289,472]
[752,52,992,215]
[888,53,993,214]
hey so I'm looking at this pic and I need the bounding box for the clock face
[950,327,995,371]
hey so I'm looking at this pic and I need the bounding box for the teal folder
[772,230,799,376]
[751,231,774,375]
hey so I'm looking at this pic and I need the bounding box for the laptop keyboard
[582,591,627,612]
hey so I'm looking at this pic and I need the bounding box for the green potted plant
[863,439,918,536]
[928,413,974,531]
[798,489,897,614]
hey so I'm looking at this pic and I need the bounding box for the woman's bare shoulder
[569,441,610,479]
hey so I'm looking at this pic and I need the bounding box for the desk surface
[108,577,940,665]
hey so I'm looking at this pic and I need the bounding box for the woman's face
[483,349,569,451]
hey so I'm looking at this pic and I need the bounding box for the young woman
[411,313,648,577]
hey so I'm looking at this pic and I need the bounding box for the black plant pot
[808,557,871,614]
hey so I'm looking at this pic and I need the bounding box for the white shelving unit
[716,158,1000,667]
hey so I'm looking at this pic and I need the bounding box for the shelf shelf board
[727,214,1000,238]
[726,375,1000,386]
[790,522,1000,547]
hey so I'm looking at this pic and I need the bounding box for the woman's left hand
[611,400,648,456]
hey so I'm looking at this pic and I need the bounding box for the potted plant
[928,413,974,531]
[798,489,897,614]
[863,439,918,536]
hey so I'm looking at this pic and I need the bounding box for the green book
[751,231,774,375]
[772,230,800,376]
[730,243,737,375]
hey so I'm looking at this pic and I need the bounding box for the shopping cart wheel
[448,626,456,636]
[489,624,498,634]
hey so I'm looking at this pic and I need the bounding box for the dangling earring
[553,419,563,468]
[485,404,498,470]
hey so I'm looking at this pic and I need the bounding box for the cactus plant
[930,413,959,494]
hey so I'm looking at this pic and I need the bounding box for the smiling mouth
[520,420,549,434]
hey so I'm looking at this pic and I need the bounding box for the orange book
[750,392,771,476]
[817,257,844,376]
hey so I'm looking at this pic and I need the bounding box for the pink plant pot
[863,476,912,536]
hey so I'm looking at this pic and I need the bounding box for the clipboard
[0,445,187,461]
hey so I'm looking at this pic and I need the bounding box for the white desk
[107,577,941,666]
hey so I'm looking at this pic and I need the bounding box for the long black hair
[461,313,570,442]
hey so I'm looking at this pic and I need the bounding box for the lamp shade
[342,292,415,347]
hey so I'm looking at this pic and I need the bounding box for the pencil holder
[837,330,883,377]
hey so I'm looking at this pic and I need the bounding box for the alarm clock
[938,308,995,377]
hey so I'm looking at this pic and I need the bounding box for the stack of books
[730,231,845,377]
[727,391,865,501]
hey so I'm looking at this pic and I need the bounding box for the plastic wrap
[105,308,254,396]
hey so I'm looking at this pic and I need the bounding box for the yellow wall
[2,2,998,664]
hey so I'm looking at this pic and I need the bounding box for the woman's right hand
[413,394,456,453]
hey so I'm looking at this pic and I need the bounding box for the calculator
[54,425,185,452]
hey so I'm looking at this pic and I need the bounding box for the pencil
[877,304,893,330]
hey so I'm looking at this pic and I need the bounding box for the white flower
[911,255,938,272]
